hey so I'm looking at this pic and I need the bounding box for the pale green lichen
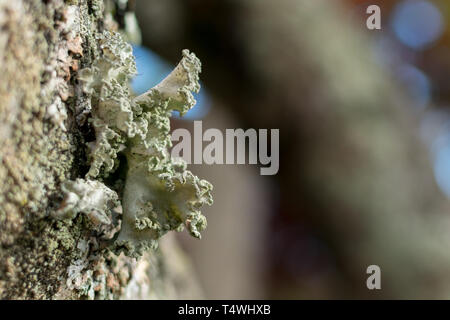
[53,179,121,239]
[67,30,213,258]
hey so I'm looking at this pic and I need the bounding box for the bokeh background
[124,0,450,298]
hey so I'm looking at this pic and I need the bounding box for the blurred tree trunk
[0,0,201,299]
[138,0,450,298]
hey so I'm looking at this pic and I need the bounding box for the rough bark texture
[0,0,202,300]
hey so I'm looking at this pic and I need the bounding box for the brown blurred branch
[138,0,450,298]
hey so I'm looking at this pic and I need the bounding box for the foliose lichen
[52,179,121,239]
[59,30,213,258]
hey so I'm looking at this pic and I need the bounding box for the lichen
[66,30,213,258]
[53,179,121,239]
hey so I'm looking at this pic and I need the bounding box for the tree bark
[0,0,202,300]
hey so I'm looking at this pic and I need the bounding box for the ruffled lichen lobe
[116,50,213,257]
[75,37,213,258]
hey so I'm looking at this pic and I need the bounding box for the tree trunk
[0,0,203,300]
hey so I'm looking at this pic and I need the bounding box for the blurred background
[118,0,450,298]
